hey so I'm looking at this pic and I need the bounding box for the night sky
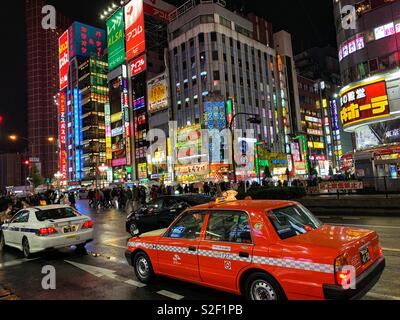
[0,0,336,153]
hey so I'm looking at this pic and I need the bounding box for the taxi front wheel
[244,272,285,301]
[133,252,154,283]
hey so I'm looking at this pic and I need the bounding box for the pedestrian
[68,192,76,208]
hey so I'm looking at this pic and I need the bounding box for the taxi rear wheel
[133,252,154,283]
[22,237,31,259]
[0,231,5,251]
[245,272,285,301]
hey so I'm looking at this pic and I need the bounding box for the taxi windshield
[267,205,322,240]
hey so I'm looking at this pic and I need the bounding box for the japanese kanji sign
[340,79,390,128]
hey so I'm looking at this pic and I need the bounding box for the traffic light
[0,115,3,125]
[23,160,30,166]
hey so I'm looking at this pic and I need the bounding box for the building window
[220,16,231,29]
[212,51,219,61]
[211,32,217,42]
[199,33,205,44]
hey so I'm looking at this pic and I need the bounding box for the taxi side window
[11,211,29,224]
[205,211,252,244]
[165,212,205,240]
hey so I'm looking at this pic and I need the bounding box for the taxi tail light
[334,253,354,286]
[37,227,57,236]
[378,247,383,257]
[82,220,94,229]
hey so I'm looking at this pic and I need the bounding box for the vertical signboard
[147,73,169,113]
[125,0,146,61]
[107,8,126,70]
[105,103,113,160]
[59,30,69,90]
[73,88,82,180]
[59,92,67,180]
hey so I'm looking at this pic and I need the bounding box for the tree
[29,165,44,188]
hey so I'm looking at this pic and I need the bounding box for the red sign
[319,181,363,191]
[59,30,69,90]
[340,80,390,128]
[130,55,146,77]
[143,0,175,21]
[125,0,146,61]
[59,92,67,180]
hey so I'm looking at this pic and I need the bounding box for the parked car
[126,194,212,236]
[125,199,385,300]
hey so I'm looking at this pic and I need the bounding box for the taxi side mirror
[4,219,10,224]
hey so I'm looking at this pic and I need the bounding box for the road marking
[65,260,146,288]
[365,292,400,300]
[157,290,184,300]
[125,279,146,288]
[0,258,38,269]
[103,243,127,249]
[333,223,400,230]
[383,247,400,253]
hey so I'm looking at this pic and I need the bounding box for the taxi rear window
[268,205,322,240]
[35,208,80,222]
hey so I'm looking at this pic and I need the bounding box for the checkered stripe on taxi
[127,242,334,274]
[252,256,334,274]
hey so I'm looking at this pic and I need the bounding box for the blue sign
[68,22,106,59]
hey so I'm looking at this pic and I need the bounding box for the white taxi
[0,205,94,258]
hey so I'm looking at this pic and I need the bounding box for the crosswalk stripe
[124,279,147,288]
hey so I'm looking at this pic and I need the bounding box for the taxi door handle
[239,252,250,258]
[188,246,197,252]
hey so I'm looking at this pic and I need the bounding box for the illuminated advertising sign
[125,0,146,61]
[112,127,124,137]
[138,163,148,179]
[112,158,127,167]
[204,100,226,130]
[73,88,83,180]
[133,96,145,110]
[59,30,69,90]
[147,73,169,113]
[374,22,395,40]
[107,8,126,70]
[226,99,233,127]
[304,116,321,124]
[68,22,106,59]
[59,92,67,179]
[105,103,112,160]
[130,54,146,77]
[330,100,340,131]
[111,112,123,123]
[143,0,175,21]
[340,79,389,128]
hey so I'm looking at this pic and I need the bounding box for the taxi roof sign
[214,190,238,205]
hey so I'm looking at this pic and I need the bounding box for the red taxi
[125,197,385,300]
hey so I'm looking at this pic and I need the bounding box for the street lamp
[98,164,109,189]
[228,113,262,184]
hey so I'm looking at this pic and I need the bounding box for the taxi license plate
[360,248,371,265]
[65,235,77,240]
[63,225,77,234]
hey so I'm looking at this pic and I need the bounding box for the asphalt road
[0,201,399,300]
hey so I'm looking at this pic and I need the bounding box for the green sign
[107,8,125,71]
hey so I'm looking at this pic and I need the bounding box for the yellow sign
[111,112,123,123]
[148,73,169,113]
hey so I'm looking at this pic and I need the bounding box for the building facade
[58,22,108,187]
[0,154,27,191]
[167,0,300,182]
[334,0,400,179]
[25,0,69,180]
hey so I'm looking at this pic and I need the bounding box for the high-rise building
[58,22,108,187]
[104,0,175,184]
[334,0,400,179]
[25,0,69,180]
[167,0,300,182]
[0,153,28,191]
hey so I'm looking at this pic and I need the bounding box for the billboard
[107,8,126,71]
[59,92,67,179]
[204,99,226,130]
[340,79,390,129]
[125,0,146,61]
[130,54,146,77]
[59,30,69,90]
[68,22,106,59]
[143,0,175,21]
[147,73,169,113]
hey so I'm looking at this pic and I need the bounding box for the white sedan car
[0,205,94,258]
